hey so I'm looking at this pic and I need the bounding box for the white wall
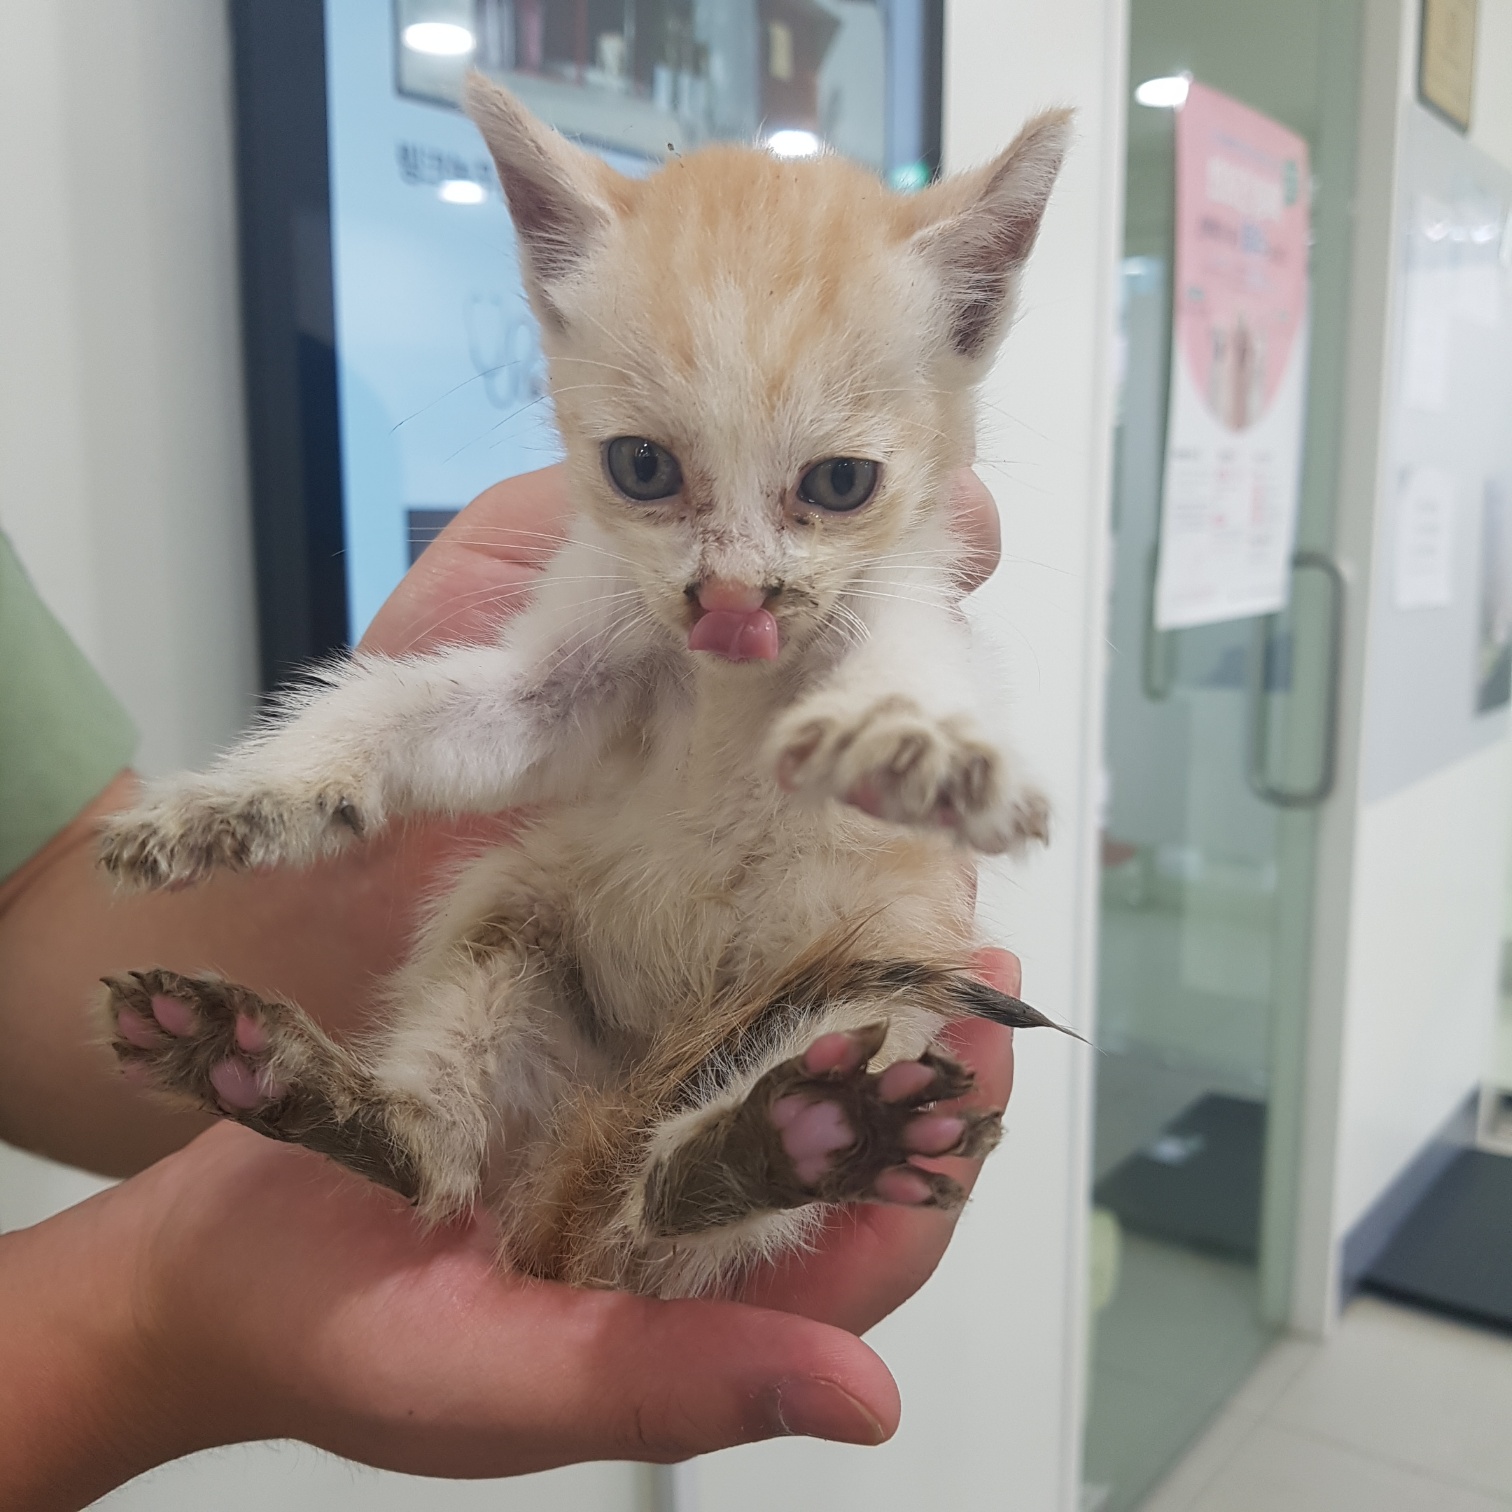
[1473,0,1512,170]
[1334,744,1509,1230]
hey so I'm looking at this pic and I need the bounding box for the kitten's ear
[911,108,1072,361]
[464,73,624,324]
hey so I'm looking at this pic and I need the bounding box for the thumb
[312,1282,905,1477]
[501,1290,902,1468]
[614,1300,900,1460]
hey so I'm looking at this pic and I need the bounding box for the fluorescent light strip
[403,21,475,57]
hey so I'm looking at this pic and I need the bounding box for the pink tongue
[687,608,780,662]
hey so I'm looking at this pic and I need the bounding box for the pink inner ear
[687,609,781,662]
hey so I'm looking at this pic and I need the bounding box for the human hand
[75,1123,898,1497]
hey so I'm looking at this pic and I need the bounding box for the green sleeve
[0,533,137,881]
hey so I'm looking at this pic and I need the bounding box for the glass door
[1082,2,1363,1507]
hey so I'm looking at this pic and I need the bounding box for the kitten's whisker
[552,353,641,383]
[444,395,556,462]
[391,362,530,432]
[421,527,642,572]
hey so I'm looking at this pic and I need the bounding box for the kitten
[97,77,1070,1299]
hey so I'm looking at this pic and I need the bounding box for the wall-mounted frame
[1418,0,1478,132]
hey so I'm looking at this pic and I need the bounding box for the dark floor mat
[1094,1093,1266,1259]
[1361,1148,1512,1332]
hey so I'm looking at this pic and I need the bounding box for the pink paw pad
[773,1095,856,1184]
[800,1031,870,1078]
[150,995,196,1036]
[901,1113,966,1155]
[208,1056,285,1111]
[116,1008,159,1050]
[874,1168,935,1205]
[877,1060,937,1103]
[233,1015,269,1054]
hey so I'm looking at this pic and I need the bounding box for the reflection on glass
[393,0,898,171]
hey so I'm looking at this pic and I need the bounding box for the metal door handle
[1246,550,1345,808]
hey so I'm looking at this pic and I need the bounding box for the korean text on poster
[1154,81,1312,630]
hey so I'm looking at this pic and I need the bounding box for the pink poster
[1154,81,1312,629]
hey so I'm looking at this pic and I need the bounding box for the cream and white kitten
[99,78,1069,1299]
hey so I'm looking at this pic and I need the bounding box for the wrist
[0,1174,219,1508]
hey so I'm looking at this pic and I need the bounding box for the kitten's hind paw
[765,1025,1002,1210]
[642,1024,1001,1237]
[101,968,421,1200]
[99,781,372,889]
[772,694,1049,855]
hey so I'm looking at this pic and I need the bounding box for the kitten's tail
[836,957,1087,1042]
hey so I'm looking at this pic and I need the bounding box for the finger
[933,1018,1014,1128]
[968,944,1022,998]
[360,464,570,655]
[949,469,1001,595]
[574,1296,902,1463]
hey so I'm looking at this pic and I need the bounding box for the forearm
[0,773,504,1174]
[0,1184,196,1510]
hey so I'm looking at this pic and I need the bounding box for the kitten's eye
[604,437,683,502]
[797,458,879,514]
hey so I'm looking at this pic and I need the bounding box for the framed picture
[1419,0,1478,132]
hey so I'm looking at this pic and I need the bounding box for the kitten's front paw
[767,1023,1002,1210]
[773,695,1050,854]
[99,779,372,889]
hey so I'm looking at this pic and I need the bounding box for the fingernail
[766,1377,888,1445]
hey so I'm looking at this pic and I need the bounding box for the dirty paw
[772,695,1049,855]
[103,968,305,1116]
[98,781,371,889]
[101,968,419,1198]
[764,1023,1002,1210]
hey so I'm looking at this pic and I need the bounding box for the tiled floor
[1135,1296,1512,1511]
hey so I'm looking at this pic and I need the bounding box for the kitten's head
[466,76,1068,665]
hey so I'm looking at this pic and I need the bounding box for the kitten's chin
[687,607,781,662]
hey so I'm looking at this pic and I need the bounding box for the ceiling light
[766,128,822,159]
[1134,75,1190,109]
[439,179,486,204]
[402,21,475,56]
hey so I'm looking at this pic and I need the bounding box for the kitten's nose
[694,578,770,612]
